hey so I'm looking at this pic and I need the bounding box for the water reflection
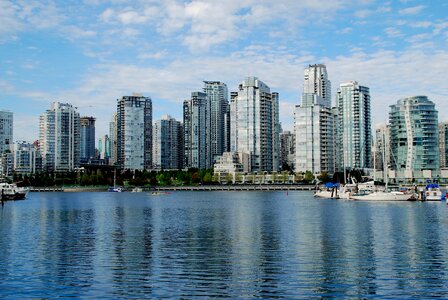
[0,192,447,298]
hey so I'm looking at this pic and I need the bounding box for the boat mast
[382,130,388,191]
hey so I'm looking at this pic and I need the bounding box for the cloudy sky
[1,0,447,142]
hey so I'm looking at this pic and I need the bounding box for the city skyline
[1,0,447,142]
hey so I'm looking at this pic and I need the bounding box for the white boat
[425,183,442,201]
[314,182,341,198]
[350,190,412,201]
[314,189,339,198]
[131,187,143,193]
[0,182,30,200]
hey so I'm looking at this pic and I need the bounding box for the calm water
[1,191,448,298]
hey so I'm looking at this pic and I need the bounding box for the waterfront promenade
[30,185,316,192]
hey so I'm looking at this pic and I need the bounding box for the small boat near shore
[425,183,442,201]
[0,182,30,200]
[350,190,414,201]
[108,186,123,192]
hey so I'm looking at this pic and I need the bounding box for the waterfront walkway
[30,185,315,192]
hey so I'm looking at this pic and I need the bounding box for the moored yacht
[425,183,442,201]
[350,190,413,201]
[0,182,30,200]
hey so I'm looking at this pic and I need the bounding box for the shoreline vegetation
[10,167,324,189]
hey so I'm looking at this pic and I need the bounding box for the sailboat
[108,168,122,192]
[350,131,413,201]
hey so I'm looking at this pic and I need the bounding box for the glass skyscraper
[389,96,439,172]
[153,115,183,170]
[203,81,228,163]
[116,94,152,170]
[336,81,372,170]
[295,64,335,175]
[230,77,279,172]
[183,92,211,169]
[80,116,96,164]
[0,110,13,155]
[109,113,117,165]
[39,102,80,172]
[439,122,448,168]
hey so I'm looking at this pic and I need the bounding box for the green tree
[203,172,212,184]
[304,171,314,183]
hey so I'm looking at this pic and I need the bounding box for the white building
[336,81,372,170]
[295,64,335,175]
[116,94,152,170]
[39,102,80,172]
[213,152,251,179]
[303,64,331,107]
[230,77,280,172]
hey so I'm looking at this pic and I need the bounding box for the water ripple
[0,191,447,298]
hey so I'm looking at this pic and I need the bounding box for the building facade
[303,64,331,107]
[39,102,80,172]
[80,116,96,164]
[389,96,439,174]
[0,110,13,155]
[13,141,36,174]
[183,92,211,169]
[109,113,117,165]
[336,81,372,170]
[116,94,152,170]
[153,115,183,170]
[439,122,448,168]
[230,77,280,173]
[295,64,335,175]
[98,134,110,161]
[280,131,295,171]
[203,81,229,163]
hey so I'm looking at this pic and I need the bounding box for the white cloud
[410,21,432,28]
[384,27,403,37]
[399,5,425,15]
[354,9,371,18]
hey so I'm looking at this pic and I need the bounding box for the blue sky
[1,0,447,142]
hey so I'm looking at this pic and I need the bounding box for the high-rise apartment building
[336,81,372,170]
[39,102,80,172]
[230,77,280,172]
[223,102,231,153]
[109,113,117,165]
[280,131,295,170]
[153,115,183,170]
[98,134,110,161]
[439,122,448,168]
[116,94,152,170]
[0,110,13,155]
[295,64,335,175]
[13,141,36,174]
[303,64,331,106]
[389,96,439,172]
[203,81,229,163]
[80,116,96,164]
[372,124,391,180]
[183,92,211,169]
